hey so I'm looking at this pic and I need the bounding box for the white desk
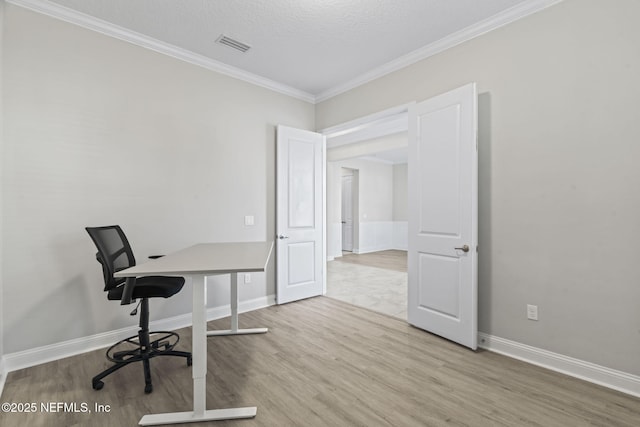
[114,241,274,426]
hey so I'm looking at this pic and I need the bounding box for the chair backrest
[86,225,136,291]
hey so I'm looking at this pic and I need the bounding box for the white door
[276,125,324,304]
[407,83,478,350]
[341,175,354,252]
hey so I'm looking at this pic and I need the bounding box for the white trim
[322,136,328,295]
[392,221,408,251]
[320,104,411,140]
[326,114,408,148]
[5,0,315,103]
[478,333,640,398]
[0,0,5,403]
[358,155,395,165]
[315,0,565,102]
[0,356,6,398]
[2,295,275,374]
[7,0,564,104]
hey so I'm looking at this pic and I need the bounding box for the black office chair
[86,225,191,394]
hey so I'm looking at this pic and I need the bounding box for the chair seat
[86,225,191,394]
[107,276,185,301]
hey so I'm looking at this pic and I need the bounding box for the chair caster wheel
[145,384,153,394]
[187,356,192,366]
[93,380,104,391]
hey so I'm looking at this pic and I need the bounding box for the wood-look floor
[336,250,407,273]
[1,297,639,426]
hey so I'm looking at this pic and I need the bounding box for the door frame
[340,172,354,252]
[320,103,411,265]
[321,104,411,148]
[319,93,478,349]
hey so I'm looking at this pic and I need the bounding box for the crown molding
[315,0,565,103]
[6,0,316,103]
[7,0,564,105]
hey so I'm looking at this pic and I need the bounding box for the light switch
[244,215,255,226]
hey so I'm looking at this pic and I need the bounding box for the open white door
[276,125,324,304]
[408,83,478,350]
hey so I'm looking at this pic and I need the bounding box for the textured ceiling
[46,0,534,98]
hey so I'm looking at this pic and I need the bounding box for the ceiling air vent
[216,34,251,53]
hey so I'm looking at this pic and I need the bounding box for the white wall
[326,162,341,259]
[392,163,408,250]
[327,132,407,162]
[327,157,408,256]
[2,5,314,354]
[338,158,391,254]
[327,132,410,255]
[317,0,640,376]
[0,0,5,382]
[392,163,408,221]
[6,0,640,387]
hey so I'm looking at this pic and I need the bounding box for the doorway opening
[280,83,477,348]
[321,105,410,319]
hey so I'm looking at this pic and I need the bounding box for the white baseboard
[354,245,389,255]
[328,221,406,257]
[2,295,275,375]
[354,246,408,254]
[479,332,640,398]
[0,356,6,398]
[6,306,637,401]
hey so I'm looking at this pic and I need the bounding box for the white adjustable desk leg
[231,272,239,332]
[192,274,207,415]
[207,272,268,337]
[139,274,256,426]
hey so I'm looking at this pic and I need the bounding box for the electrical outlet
[244,215,255,226]
[527,304,538,321]
[244,273,251,284]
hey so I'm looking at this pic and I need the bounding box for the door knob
[455,244,470,253]
[277,235,289,240]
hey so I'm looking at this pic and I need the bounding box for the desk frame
[114,242,272,426]
[140,273,265,425]
[206,273,268,337]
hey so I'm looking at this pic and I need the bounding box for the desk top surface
[114,241,274,277]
